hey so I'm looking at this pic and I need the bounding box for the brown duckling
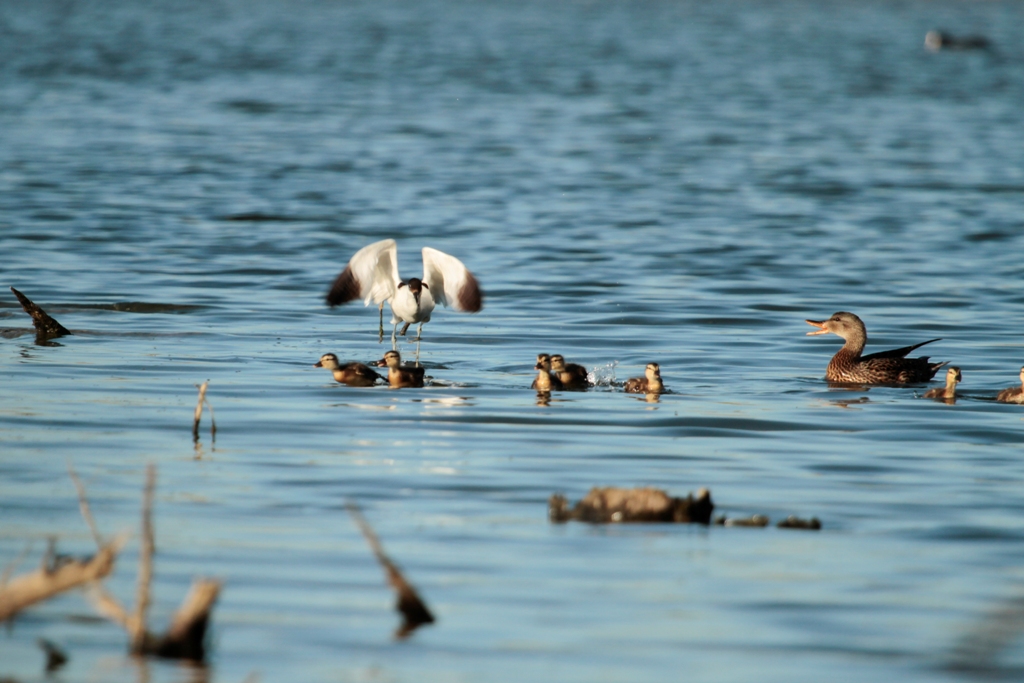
[376,350,425,388]
[923,366,961,401]
[624,363,664,394]
[314,353,382,387]
[996,366,1024,404]
[531,353,563,391]
[805,312,946,384]
[550,354,590,389]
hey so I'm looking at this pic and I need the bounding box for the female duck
[805,312,946,384]
[314,353,382,387]
[376,350,426,388]
[923,366,961,401]
[550,354,590,389]
[624,363,664,394]
[532,353,563,392]
[996,366,1024,404]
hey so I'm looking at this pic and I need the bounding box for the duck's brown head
[377,350,402,368]
[534,353,551,371]
[315,353,340,369]
[805,312,867,344]
[550,355,566,372]
[947,366,962,384]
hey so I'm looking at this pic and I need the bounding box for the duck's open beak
[534,363,543,370]
[376,358,388,367]
[805,319,830,336]
[313,361,323,367]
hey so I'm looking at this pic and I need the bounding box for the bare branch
[67,462,104,548]
[346,501,434,639]
[131,463,156,651]
[192,381,209,441]
[0,539,122,621]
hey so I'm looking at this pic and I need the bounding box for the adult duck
[805,312,946,384]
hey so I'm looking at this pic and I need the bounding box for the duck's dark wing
[861,338,941,362]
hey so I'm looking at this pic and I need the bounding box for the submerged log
[776,516,821,530]
[10,287,70,340]
[549,487,714,524]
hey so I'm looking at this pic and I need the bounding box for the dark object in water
[714,514,770,527]
[549,486,714,524]
[925,30,990,51]
[777,515,822,530]
[37,638,68,672]
[346,501,435,639]
[10,287,70,340]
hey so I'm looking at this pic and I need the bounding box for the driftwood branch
[84,464,221,662]
[0,539,122,622]
[0,472,125,622]
[346,501,435,639]
[10,286,71,340]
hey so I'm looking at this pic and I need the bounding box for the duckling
[314,353,382,387]
[805,312,946,384]
[996,366,1024,404]
[531,353,563,392]
[376,350,425,388]
[624,363,664,394]
[550,354,590,389]
[325,239,483,346]
[923,366,961,401]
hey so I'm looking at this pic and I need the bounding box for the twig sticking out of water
[10,286,71,340]
[192,381,216,443]
[86,464,221,661]
[345,501,435,639]
[0,473,124,622]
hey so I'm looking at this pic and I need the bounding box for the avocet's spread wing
[326,239,400,307]
[421,247,483,312]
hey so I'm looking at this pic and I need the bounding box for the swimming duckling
[314,353,382,387]
[805,312,946,384]
[996,366,1024,404]
[923,366,961,401]
[325,239,483,346]
[550,354,590,389]
[624,363,664,394]
[376,350,426,388]
[531,353,563,392]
